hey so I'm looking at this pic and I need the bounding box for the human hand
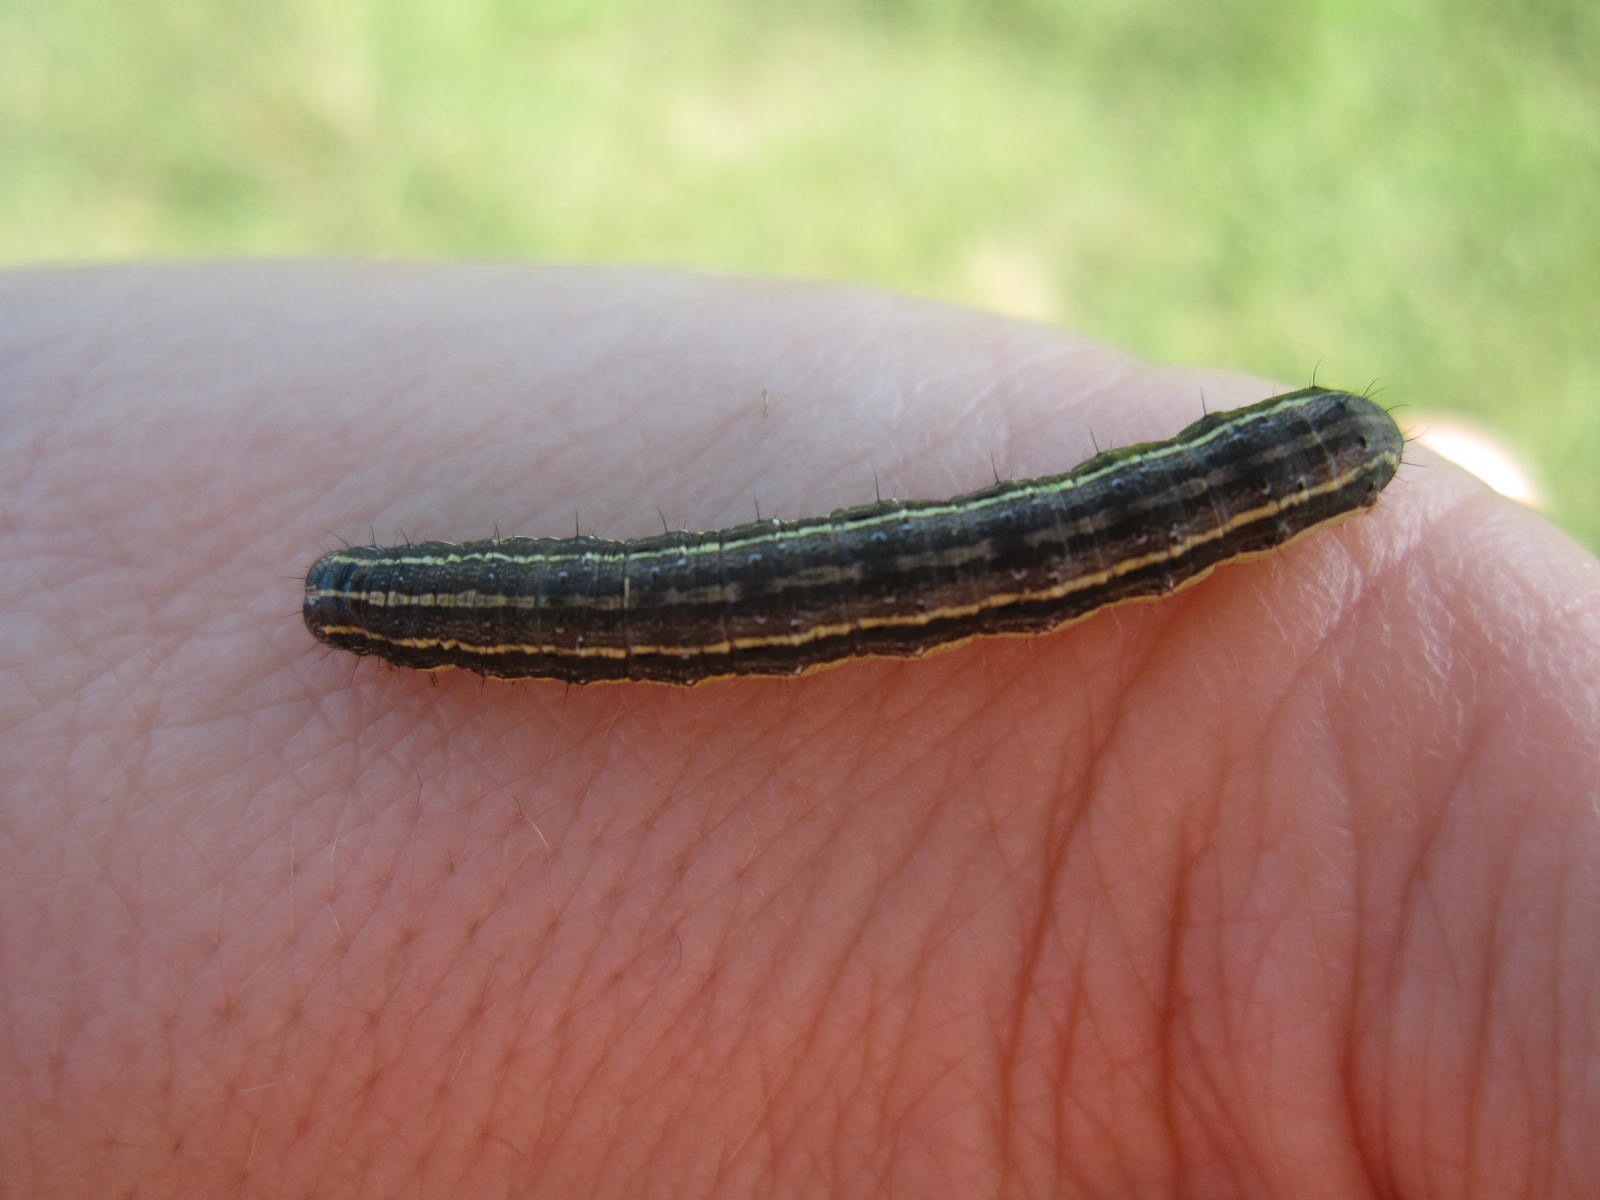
[5,263,1597,1197]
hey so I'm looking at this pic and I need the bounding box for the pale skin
[2,263,1597,1199]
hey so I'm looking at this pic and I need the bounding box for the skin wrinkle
[653,962,746,1164]
[1346,810,1400,1198]
[1024,725,1122,1190]
[1226,829,1311,1188]
[656,752,851,1184]
[995,621,1150,1194]
[1165,795,1233,1193]
[889,1047,994,1192]
[864,876,972,1190]
[780,851,888,1164]
[748,928,848,1189]
[1539,792,1600,1119]
[1153,573,1349,1192]
[1492,722,1573,1193]
[703,1047,772,1195]
[882,844,1000,1171]
[738,1013,811,1188]
[1391,807,1470,1196]
[1095,600,1197,972]
[1262,553,1369,718]
[418,927,536,1146]
[1553,858,1598,1191]
[1222,678,1350,1158]
[1081,752,1184,1196]
[1173,1029,1247,1197]
[1308,691,1379,1194]
[1043,896,1120,1196]
[1471,767,1531,1193]
[949,693,1058,1194]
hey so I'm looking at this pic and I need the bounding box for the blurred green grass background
[4,0,1596,544]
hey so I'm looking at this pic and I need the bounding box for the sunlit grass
[3,0,1595,543]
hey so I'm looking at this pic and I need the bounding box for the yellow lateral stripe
[310,451,1380,660]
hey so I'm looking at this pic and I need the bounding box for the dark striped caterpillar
[304,387,1402,684]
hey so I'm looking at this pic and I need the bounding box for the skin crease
[1,264,1597,1199]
